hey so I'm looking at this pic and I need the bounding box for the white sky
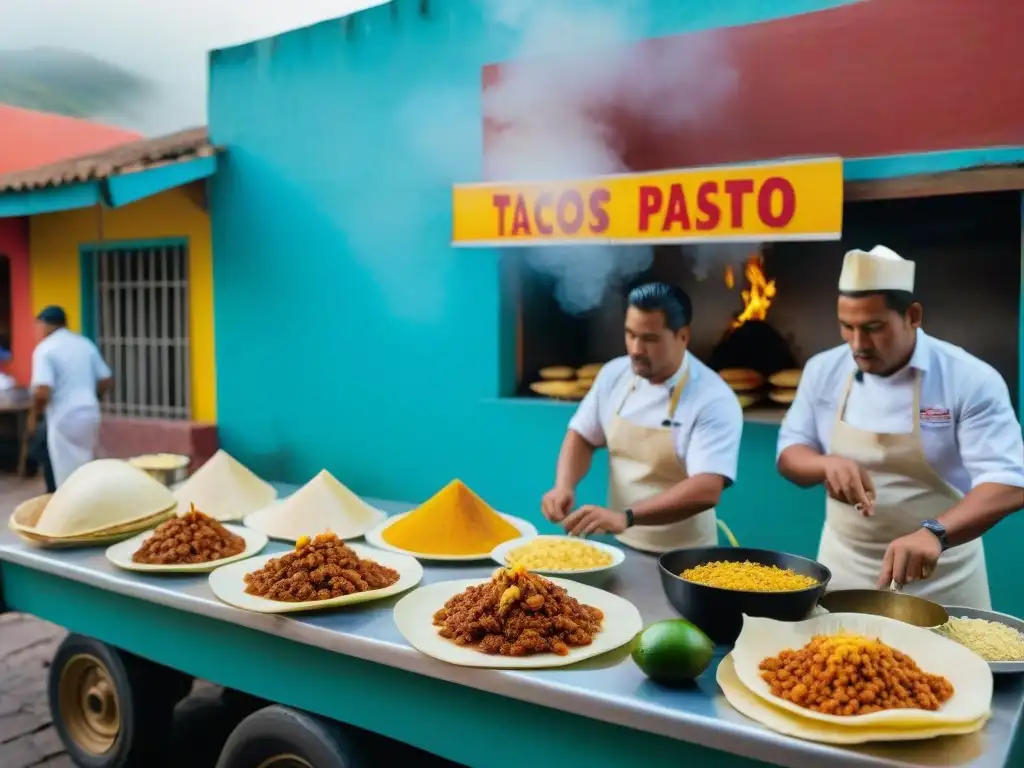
[0,0,385,134]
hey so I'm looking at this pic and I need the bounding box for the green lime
[631,619,715,685]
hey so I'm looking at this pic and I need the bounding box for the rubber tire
[47,634,186,768]
[215,706,365,768]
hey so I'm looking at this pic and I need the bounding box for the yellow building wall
[28,185,217,422]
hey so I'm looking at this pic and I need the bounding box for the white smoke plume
[479,0,739,314]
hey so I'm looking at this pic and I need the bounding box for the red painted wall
[483,0,1024,171]
[0,217,32,385]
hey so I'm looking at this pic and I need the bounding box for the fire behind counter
[515,190,1022,422]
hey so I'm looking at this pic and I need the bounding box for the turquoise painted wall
[207,0,1024,615]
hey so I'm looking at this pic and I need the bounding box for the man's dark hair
[627,282,692,332]
[839,290,916,315]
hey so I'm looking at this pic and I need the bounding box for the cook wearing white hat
[776,245,1024,607]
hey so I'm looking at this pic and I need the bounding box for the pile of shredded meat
[132,505,246,565]
[432,565,604,656]
[243,532,399,602]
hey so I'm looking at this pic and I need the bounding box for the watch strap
[624,508,635,528]
[921,519,949,551]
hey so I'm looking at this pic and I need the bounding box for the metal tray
[941,605,1024,674]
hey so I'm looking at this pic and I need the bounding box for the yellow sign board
[451,157,843,247]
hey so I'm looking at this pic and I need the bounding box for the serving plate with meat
[392,566,642,669]
[105,506,268,573]
[208,535,423,613]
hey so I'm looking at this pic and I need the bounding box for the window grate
[91,244,191,420]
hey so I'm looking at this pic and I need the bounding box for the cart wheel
[47,634,187,768]
[216,706,365,768]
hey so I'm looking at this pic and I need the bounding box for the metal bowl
[658,547,831,645]
[937,605,1024,674]
[818,589,949,629]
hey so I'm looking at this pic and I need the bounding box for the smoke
[354,0,739,320]
[478,0,739,314]
[688,243,760,281]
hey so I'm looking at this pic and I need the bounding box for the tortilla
[737,393,760,409]
[576,363,603,379]
[769,369,803,388]
[718,368,764,392]
[173,449,277,522]
[530,381,581,400]
[538,366,575,381]
[243,470,387,541]
[30,459,176,538]
[769,388,797,404]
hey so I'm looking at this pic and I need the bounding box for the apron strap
[614,364,691,421]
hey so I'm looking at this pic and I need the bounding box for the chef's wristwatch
[623,508,635,529]
[921,519,950,552]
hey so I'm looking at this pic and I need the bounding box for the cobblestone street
[0,475,73,768]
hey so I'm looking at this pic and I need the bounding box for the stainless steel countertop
[0,488,1020,768]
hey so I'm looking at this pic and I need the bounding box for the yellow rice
[681,560,818,593]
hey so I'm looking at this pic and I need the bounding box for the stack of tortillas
[243,469,386,542]
[530,363,603,401]
[768,369,802,405]
[718,368,765,409]
[8,459,176,548]
[172,449,277,522]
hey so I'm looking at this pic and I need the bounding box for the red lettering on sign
[758,177,796,227]
[695,181,720,231]
[511,195,531,236]
[638,186,662,231]
[661,183,691,231]
[492,194,511,237]
[588,189,611,233]
[724,179,754,228]
[534,192,554,235]
[557,190,584,234]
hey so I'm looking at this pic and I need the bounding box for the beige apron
[607,368,734,553]
[817,371,991,608]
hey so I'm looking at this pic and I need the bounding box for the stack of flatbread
[9,459,176,548]
[243,469,386,542]
[768,369,802,406]
[172,449,277,522]
[718,368,765,409]
[530,363,604,401]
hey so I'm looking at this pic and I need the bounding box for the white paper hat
[838,245,915,293]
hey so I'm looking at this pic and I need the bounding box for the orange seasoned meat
[432,565,603,657]
[243,532,399,602]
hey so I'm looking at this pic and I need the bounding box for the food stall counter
[0,489,1021,768]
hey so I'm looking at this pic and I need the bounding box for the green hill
[0,46,151,119]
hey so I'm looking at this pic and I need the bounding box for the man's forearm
[554,430,595,490]
[777,445,828,488]
[630,474,724,526]
[938,482,1024,547]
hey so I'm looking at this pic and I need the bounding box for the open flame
[725,253,776,329]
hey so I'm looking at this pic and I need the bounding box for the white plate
[208,543,423,614]
[490,535,625,576]
[364,512,537,561]
[940,605,1024,674]
[732,613,993,727]
[716,654,989,745]
[241,503,388,543]
[105,525,268,573]
[393,576,642,668]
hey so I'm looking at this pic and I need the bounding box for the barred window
[86,243,190,420]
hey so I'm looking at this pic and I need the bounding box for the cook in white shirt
[31,305,114,487]
[777,246,1024,607]
[541,282,744,553]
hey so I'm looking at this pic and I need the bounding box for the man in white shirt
[541,282,744,552]
[777,246,1024,607]
[30,306,114,487]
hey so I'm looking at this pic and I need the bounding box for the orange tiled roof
[0,104,141,177]
[0,126,214,192]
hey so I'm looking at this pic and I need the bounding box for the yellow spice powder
[382,479,519,555]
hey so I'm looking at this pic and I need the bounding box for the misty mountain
[0,46,152,119]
